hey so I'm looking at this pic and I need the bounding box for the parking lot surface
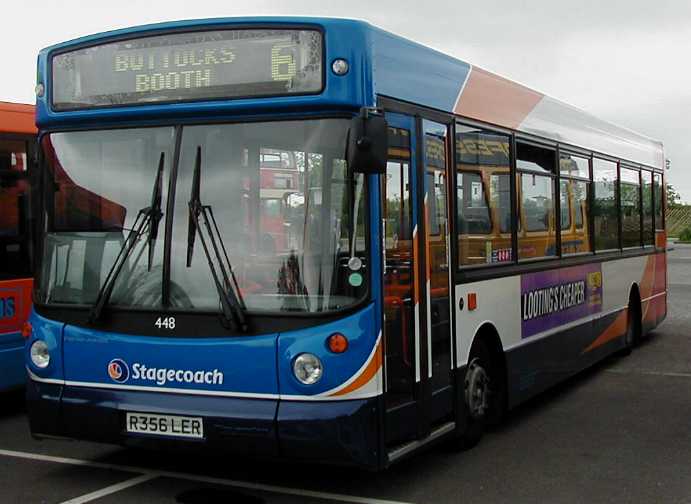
[2,246,690,503]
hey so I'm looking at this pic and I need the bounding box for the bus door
[420,119,454,424]
[382,113,454,449]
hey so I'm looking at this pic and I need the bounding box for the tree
[667,183,681,208]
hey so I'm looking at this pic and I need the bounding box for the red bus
[259,148,300,253]
[0,102,36,391]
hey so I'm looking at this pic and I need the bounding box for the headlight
[293,353,323,385]
[30,340,50,369]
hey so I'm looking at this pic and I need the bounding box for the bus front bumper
[26,379,380,469]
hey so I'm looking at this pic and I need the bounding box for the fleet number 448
[155,317,176,329]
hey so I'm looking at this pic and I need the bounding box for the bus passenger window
[0,138,32,280]
[458,172,491,234]
[593,158,619,251]
[424,132,446,237]
[520,174,553,232]
[559,153,591,255]
[516,142,556,260]
[653,172,664,232]
[620,167,641,248]
[456,124,512,266]
[642,170,654,246]
[560,180,571,231]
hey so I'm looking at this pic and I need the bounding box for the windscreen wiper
[186,146,248,332]
[89,153,165,323]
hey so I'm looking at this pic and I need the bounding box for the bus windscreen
[51,29,323,110]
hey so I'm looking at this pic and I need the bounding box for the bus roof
[37,17,663,169]
[0,102,36,135]
[369,26,664,170]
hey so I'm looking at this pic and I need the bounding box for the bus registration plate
[125,412,204,439]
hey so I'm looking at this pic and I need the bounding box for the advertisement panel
[521,263,602,339]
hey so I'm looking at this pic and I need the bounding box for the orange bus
[0,102,36,391]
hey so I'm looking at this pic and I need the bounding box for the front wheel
[453,340,503,450]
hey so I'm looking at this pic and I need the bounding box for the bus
[26,18,667,469]
[258,148,299,253]
[1,102,36,392]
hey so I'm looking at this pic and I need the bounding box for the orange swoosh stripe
[583,310,627,353]
[329,339,383,397]
[455,67,543,129]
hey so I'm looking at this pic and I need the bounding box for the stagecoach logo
[108,358,130,383]
[106,358,224,387]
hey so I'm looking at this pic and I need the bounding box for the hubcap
[465,358,490,420]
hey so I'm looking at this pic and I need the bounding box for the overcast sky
[5,0,691,200]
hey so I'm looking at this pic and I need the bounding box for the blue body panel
[62,323,279,396]
[277,304,376,396]
[26,311,64,381]
[371,29,469,111]
[0,331,25,390]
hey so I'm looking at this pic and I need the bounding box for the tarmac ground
[1,246,690,503]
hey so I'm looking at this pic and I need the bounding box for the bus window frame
[0,133,35,281]
[515,138,558,263]
[558,149,593,258]
[653,170,666,252]
[619,163,643,250]
[640,167,655,249]
[454,120,516,271]
[592,156,621,255]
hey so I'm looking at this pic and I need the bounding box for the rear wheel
[454,339,503,449]
[622,296,641,355]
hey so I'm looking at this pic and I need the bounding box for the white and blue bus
[26,18,667,469]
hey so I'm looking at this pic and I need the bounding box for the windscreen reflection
[170,119,367,312]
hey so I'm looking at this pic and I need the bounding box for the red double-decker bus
[258,148,300,253]
[0,102,36,391]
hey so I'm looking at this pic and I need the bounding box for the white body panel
[454,255,658,368]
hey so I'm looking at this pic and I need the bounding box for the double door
[382,112,455,446]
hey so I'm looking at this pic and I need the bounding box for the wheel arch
[467,322,508,409]
[628,282,642,317]
[628,281,643,338]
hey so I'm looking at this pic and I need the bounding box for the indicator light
[21,321,32,339]
[327,333,349,353]
[468,292,478,311]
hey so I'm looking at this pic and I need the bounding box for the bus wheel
[622,297,641,355]
[454,340,496,450]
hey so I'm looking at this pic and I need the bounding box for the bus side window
[653,172,664,233]
[559,153,591,255]
[516,142,557,260]
[455,124,513,267]
[0,138,31,280]
[593,158,619,251]
[642,170,654,246]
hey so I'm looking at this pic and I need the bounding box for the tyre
[622,296,641,355]
[453,339,504,450]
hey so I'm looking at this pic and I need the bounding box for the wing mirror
[347,108,388,174]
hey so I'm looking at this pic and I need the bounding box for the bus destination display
[51,29,323,110]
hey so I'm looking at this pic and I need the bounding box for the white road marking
[59,474,156,504]
[605,369,691,378]
[0,448,414,504]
